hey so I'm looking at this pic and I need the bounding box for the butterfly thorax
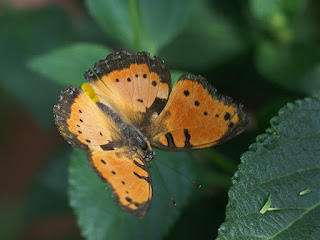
[122,126,155,162]
[96,102,155,162]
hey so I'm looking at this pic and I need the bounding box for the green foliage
[2,0,320,239]
[159,0,245,70]
[256,41,320,91]
[0,9,75,128]
[300,64,320,96]
[69,149,197,240]
[217,96,320,239]
[86,0,191,54]
[28,43,112,87]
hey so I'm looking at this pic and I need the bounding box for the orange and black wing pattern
[53,86,122,152]
[84,51,172,128]
[53,51,248,218]
[53,85,152,217]
[149,75,248,151]
[89,148,152,218]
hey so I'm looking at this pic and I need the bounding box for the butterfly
[53,51,248,218]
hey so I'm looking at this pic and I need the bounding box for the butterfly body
[53,51,247,218]
[97,99,156,164]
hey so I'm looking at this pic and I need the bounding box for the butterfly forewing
[149,75,248,151]
[53,87,121,152]
[84,51,172,128]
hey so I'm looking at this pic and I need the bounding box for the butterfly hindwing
[149,75,248,151]
[84,51,172,128]
[89,148,152,218]
[53,87,121,151]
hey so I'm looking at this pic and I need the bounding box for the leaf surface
[217,96,320,239]
[69,149,198,240]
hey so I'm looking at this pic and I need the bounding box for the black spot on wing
[101,159,106,164]
[184,129,192,147]
[89,51,172,91]
[224,112,231,120]
[53,87,89,151]
[165,132,176,148]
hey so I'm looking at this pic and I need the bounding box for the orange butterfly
[53,51,247,218]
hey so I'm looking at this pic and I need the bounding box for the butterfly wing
[54,86,152,217]
[53,87,122,151]
[149,75,248,151]
[89,148,152,218]
[84,51,171,128]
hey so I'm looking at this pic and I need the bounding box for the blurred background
[0,0,319,239]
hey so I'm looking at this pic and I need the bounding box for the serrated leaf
[28,43,112,87]
[69,148,198,240]
[217,96,320,240]
[85,0,191,54]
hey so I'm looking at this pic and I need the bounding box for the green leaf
[197,149,237,174]
[28,43,112,87]
[250,0,280,19]
[85,0,191,54]
[0,9,76,129]
[24,146,71,219]
[250,0,305,19]
[159,0,245,70]
[250,0,307,45]
[69,148,198,240]
[217,96,320,239]
[256,41,320,92]
[170,70,184,86]
[300,64,320,96]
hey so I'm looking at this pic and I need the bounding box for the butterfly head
[143,149,155,162]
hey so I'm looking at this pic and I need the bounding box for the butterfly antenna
[154,157,201,188]
[152,160,177,206]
